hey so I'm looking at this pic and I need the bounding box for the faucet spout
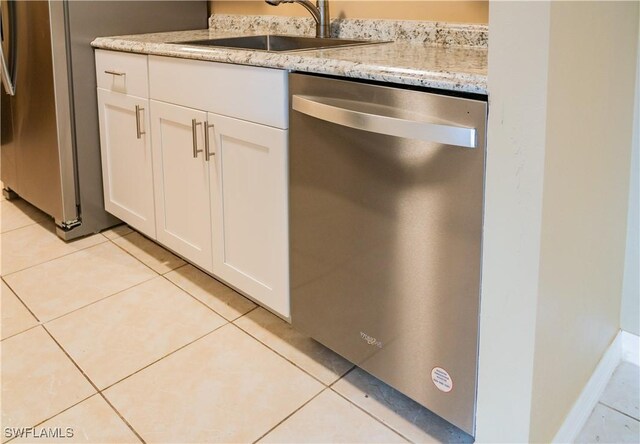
[264,0,330,38]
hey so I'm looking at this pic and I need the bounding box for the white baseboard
[621,330,639,366]
[552,331,622,444]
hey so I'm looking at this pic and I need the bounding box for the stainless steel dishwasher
[289,73,487,435]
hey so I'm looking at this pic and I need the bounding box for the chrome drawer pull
[104,70,125,76]
[191,119,203,158]
[134,105,145,139]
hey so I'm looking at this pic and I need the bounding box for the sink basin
[176,35,385,52]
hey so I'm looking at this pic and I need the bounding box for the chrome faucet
[264,0,330,38]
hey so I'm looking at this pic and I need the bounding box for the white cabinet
[96,51,291,318]
[150,100,213,272]
[97,88,155,238]
[207,113,289,317]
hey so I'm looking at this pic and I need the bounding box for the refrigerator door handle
[0,44,14,95]
[0,3,15,96]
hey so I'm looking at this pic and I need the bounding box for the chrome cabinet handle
[191,119,202,158]
[292,95,477,148]
[105,70,125,76]
[134,105,145,139]
[203,121,215,161]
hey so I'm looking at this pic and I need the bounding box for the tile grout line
[0,323,41,343]
[597,401,640,422]
[327,365,356,389]
[100,225,133,241]
[224,323,411,442]
[2,276,41,322]
[1,230,109,277]
[96,392,147,444]
[107,228,261,326]
[108,228,264,322]
[1,392,97,444]
[327,371,418,444]
[158,272,257,322]
[97,321,229,393]
[8,273,160,333]
[251,387,328,444]
[235,303,261,319]
[35,309,234,443]
[4,229,166,330]
[1,276,44,342]
[1,232,166,341]
[0,215,49,235]
[3,224,236,336]
[230,317,351,388]
[329,390,417,444]
[249,365,366,444]
[107,235,171,276]
[109,230,194,277]
[0,198,50,234]
[39,325,146,444]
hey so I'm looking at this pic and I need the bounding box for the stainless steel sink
[176,35,385,52]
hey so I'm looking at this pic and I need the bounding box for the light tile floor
[576,362,640,443]
[3,197,636,444]
[1,197,472,443]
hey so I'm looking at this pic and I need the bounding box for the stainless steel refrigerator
[1,0,206,239]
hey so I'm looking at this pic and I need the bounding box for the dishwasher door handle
[292,95,477,148]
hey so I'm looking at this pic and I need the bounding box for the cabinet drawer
[95,50,149,98]
[148,56,288,129]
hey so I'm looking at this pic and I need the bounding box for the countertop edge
[91,37,488,95]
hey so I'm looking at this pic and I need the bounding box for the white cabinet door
[207,112,290,318]
[150,100,212,271]
[97,88,155,238]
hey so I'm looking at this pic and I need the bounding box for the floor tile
[10,394,140,443]
[599,362,640,420]
[1,280,38,339]
[575,403,640,444]
[333,367,473,443]
[104,324,323,443]
[235,307,353,385]
[0,327,95,437]
[101,224,133,240]
[47,277,226,389]
[1,222,106,276]
[112,232,185,274]
[165,264,256,321]
[260,389,407,443]
[1,199,48,233]
[4,242,156,322]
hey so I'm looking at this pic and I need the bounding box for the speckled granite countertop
[92,15,488,95]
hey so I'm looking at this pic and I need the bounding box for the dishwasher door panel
[289,73,486,435]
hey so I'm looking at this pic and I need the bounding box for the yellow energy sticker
[431,367,453,393]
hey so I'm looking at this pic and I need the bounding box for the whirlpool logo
[360,332,383,348]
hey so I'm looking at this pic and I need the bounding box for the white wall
[621,19,640,336]
[475,2,551,441]
[530,3,638,441]
[478,1,639,442]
